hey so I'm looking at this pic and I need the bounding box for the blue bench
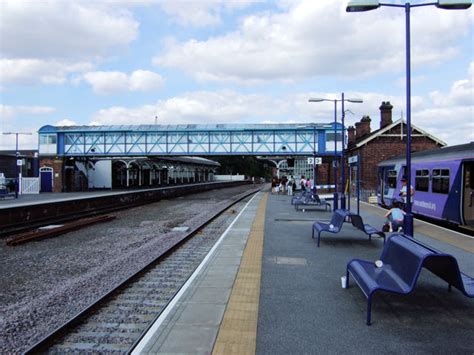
[312,209,350,247]
[291,190,307,205]
[349,214,385,243]
[295,193,331,212]
[346,233,474,325]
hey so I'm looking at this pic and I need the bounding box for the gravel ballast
[0,185,258,353]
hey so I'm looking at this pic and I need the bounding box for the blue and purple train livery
[377,142,474,227]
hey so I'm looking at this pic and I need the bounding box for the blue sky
[1,0,472,150]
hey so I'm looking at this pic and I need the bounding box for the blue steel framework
[38,123,343,157]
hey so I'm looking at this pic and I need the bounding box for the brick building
[345,101,446,192]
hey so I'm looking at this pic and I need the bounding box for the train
[377,142,473,228]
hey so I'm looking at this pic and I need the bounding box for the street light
[2,132,32,198]
[309,94,363,210]
[346,0,471,236]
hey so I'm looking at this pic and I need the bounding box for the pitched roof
[347,118,446,150]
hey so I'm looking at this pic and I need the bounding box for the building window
[325,132,342,142]
[415,169,429,192]
[387,170,397,188]
[432,169,450,194]
[39,134,57,144]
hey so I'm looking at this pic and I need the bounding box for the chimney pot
[355,116,371,137]
[348,126,356,145]
[379,101,393,129]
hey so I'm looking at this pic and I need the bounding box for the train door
[462,161,474,226]
[378,166,397,206]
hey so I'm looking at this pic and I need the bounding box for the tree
[213,156,271,180]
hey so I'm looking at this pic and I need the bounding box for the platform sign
[348,155,358,164]
[307,157,322,165]
[17,159,23,166]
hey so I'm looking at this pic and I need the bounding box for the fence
[349,188,377,203]
[21,177,40,194]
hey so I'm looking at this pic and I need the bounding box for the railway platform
[133,190,474,354]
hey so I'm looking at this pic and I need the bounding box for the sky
[0,0,473,150]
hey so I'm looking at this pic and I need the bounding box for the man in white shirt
[399,176,414,210]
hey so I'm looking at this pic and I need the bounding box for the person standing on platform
[399,175,414,211]
[300,175,306,191]
[287,176,294,196]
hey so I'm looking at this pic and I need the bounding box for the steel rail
[6,215,116,246]
[0,181,250,238]
[23,187,261,354]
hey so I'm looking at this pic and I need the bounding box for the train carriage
[377,142,474,227]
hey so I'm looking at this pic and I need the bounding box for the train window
[432,169,450,194]
[387,170,397,188]
[415,169,429,192]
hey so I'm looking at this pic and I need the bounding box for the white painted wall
[213,174,245,181]
[90,160,112,188]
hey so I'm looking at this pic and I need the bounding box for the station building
[346,101,446,193]
[38,154,220,193]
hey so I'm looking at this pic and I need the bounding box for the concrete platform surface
[133,191,474,354]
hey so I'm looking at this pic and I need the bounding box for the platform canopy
[38,123,344,157]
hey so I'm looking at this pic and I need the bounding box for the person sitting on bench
[384,199,405,232]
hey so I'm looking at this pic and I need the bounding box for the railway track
[0,181,249,238]
[24,188,260,354]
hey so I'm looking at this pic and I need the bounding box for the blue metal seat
[346,233,474,325]
[312,209,349,247]
[349,214,385,243]
[295,192,331,212]
[291,190,307,205]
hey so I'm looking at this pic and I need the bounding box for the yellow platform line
[212,192,268,355]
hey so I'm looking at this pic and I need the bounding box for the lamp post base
[404,213,414,237]
[333,192,339,211]
[340,194,346,210]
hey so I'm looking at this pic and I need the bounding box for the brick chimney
[355,115,371,137]
[347,126,356,145]
[379,101,393,129]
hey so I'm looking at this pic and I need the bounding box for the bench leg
[367,295,373,326]
[317,231,321,248]
[448,284,452,292]
[368,234,372,241]
[346,270,350,288]
[312,227,314,240]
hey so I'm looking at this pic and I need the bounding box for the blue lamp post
[309,94,362,211]
[346,0,471,236]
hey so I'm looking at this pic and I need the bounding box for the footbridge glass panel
[38,123,342,157]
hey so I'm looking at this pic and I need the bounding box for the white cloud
[90,90,283,124]
[429,61,474,108]
[83,71,129,94]
[0,59,93,85]
[159,0,258,27]
[89,63,472,146]
[0,0,139,60]
[0,131,38,150]
[129,70,165,92]
[152,0,472,83]
[82,70,165,94]
[55,118,77,126]
[0,104,56,120]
